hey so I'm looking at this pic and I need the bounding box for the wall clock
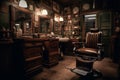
[73,7,79,14]
[82,3,90,10]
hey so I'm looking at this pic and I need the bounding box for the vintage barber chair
[71,28,104,79]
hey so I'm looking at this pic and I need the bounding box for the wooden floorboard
[30,56,119,80]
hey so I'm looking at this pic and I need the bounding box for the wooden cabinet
[42,38,59,67]
[14,38,43,78]
[0,40,15,80]
[59,38,79,56]
[98,11,112,57]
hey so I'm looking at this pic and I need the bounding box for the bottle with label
[16,26,22,38]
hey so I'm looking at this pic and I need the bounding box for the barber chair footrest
[72,68,89,76]
[66,67,102,78]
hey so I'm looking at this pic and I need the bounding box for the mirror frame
[10,5,33,36]
[39,16,51,33]
[80,11,98,40]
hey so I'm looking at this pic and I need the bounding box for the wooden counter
[42,38,60,67]
[0,39,14,80]
[13,38,60,76]
[14,38,43,78]
[59,38,80,56]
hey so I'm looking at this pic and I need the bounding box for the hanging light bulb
[60,16,64,21]
[41,9,48,15]
[19,0,28,8]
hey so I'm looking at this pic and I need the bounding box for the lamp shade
[41,9,48,15]
[19,0,28,8]
[60,16,64,21]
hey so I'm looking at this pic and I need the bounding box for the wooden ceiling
[55,0,81,6]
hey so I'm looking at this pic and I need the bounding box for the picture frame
[82,3,90,11]
[28,4,34,11]
[72,6,79,14]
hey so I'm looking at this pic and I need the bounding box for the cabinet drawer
[49,51,59,56]
[49,41,59,51]
[24,42,43,48]
[25,57,42,70]
[24,47,43,58]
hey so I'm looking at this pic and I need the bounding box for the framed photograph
[72,6,79,14]
[29,4,34,11]
[82,3,90,11]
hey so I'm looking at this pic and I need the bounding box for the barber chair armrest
[73,42,85,53]
[77,55,98,61]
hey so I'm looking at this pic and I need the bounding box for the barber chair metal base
[66,67,102,80]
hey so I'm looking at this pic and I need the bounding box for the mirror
[39,16,50,33]
[84,13,97,32]
[11,6,33,36]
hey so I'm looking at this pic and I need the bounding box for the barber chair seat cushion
[76,48,98,57]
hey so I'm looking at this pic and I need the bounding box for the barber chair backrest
[85,29,102,49]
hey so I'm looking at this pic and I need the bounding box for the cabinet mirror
[11,6,33,36]
[84,13,97,32]
[39,16,50,33]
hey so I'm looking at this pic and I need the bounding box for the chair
[72,28,104,78]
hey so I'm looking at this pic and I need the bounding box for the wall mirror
[80,13,97,40]
[11,6,33,36]
[84,13,97,32]
[39,16,51,33]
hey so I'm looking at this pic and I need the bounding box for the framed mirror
[84,13,97,32]
[39,16,50,33]
[11,5,33,36]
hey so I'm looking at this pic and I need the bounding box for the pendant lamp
[19,0,28,8]
[41,9,48,15]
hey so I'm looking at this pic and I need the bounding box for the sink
[59,38,69,42]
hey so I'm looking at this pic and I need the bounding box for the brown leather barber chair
[71,28,104,79]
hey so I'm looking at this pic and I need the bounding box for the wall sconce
[54,16,59,22]
[54,16,64,22]
[60,16,64,21]
[19,0,28,8]
[36,8,48,16]
[41,9,48,16]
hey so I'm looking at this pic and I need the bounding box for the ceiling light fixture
[19,0,28,8]
[60,16,64,21]
[41,9,48,15]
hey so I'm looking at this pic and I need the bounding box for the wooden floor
[30,56,119,80]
